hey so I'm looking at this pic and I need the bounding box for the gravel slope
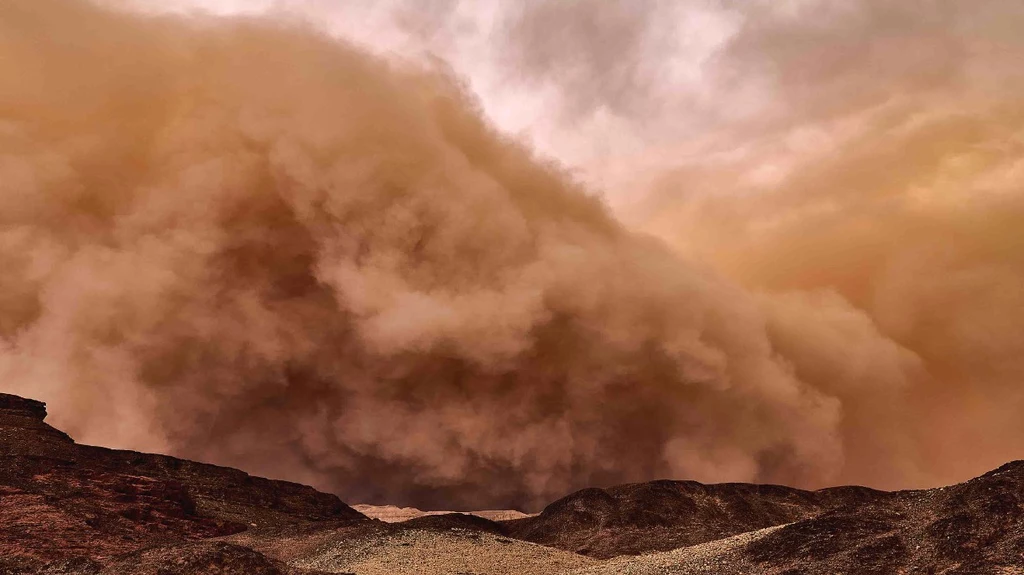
[565,525,785,575]
[288,527,595,575]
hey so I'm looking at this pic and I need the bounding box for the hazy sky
[131,0,742,193]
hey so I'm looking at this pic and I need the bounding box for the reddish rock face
[502,464,1024,571]
[4,390,1024,575]
[0,394,74,456]
[0,395,49,420]
[0,392,365,574]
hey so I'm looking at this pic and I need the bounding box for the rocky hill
[568,463,1024,574]
[3,391,1024,574]
[0,393,365,574]
[505,463,1024,571]
[736,461,1024,574]
[501,477,885,558]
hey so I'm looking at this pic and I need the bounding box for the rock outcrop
[504,470,1024,571]
[501,479,843,558]
[0,392,365,574]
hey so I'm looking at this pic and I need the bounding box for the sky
[133,0,741,186]
[1,0,1023,510]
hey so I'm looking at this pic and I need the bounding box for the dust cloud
[1,0,1017,509]
[621,0,1024,490]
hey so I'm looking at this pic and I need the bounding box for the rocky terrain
[503,478,883,558]
[2,391,1024,574]
[0,393,362,574]
[228,521,594,575]
[564,461,1024,574]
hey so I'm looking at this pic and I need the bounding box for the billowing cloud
[1,0,1019,511]
[626,0,1024,488]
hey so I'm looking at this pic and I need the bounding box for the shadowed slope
[503,478,884,558]
[741,461,1024,574]
[0,392,365,574]
[526,463,1024,573]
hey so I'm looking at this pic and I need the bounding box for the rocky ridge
[3,391,1024,574]
[0,392,364,574]
[502,476,888,558]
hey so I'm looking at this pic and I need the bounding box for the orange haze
[0,0,1021,509]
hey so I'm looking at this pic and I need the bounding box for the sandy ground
[225,522,782,575]
[287,527,595,575]
[352,504,533,522]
